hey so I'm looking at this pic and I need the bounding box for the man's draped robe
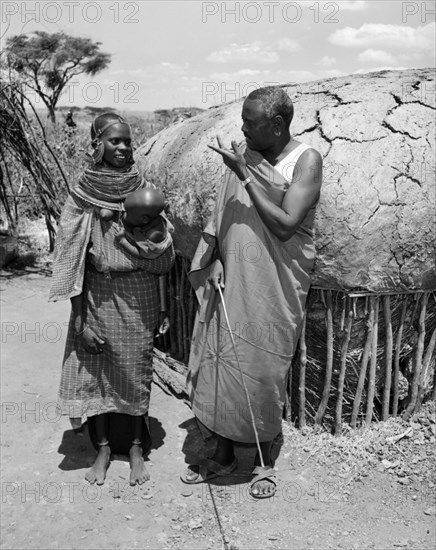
[188,143,318,442]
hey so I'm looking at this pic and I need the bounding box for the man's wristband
[240,176,252,188]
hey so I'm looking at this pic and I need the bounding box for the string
[217,286,265,469]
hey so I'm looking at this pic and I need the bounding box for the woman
[50,112,174,486]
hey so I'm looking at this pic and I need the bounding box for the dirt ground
[1,268,435,550]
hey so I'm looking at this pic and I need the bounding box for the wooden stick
[179,257,188,362]
[392,295,408,417]
[415,327,436,412]
[174,257,183,359]
[433,363,436,402]
[298,314,307,429]
[188,285,195,344]
[335,296,354,435]
[20,91,69,190]
[315,289,334,427]
[365,296,379,425]
[0,148,17,231]
[154,347,189,375]
[351,296,375,428]
[404,293,429,420]
[152,348,189,398]
[168,264,177,356]
[310,287,430,297]
[382,295,393,420]
[340,297,346,332]
[286,355,294,423]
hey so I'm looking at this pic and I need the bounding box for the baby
[115,187,173,259]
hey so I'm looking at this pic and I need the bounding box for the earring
[91,139,105,165]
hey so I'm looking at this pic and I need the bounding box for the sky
[1,0,435,111]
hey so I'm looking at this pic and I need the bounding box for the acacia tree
[5,31,111,123]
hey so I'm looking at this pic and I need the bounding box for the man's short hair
[246,86,294,126]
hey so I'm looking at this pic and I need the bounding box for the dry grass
[283,400,436,487]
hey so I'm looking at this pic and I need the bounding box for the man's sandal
[249,466,277,499]
[181,457,238,484]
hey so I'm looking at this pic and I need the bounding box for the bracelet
[240,176,252,187]
[75,324,88,336]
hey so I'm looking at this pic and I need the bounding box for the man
[65,110,77,128]
[182,86,322,499]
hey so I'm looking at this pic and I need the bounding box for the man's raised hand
[208,135,248,181]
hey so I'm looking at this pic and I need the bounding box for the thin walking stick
[217,286,265,469]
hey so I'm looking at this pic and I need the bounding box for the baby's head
[123,188,165,227]
[89,112,132,168]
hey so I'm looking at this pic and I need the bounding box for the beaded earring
[90,137,105,165]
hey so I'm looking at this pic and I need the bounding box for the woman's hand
[208,136,249,181]
[78,326,105,354]
[208,259,225,291]
[157,311,170,335]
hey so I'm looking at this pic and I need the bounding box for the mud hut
[136,68,435,430]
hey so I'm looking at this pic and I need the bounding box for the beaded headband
[86,115,133,166]
[92,116,130,140]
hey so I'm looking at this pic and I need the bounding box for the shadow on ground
[57,415,165,471]
[179,416,284,487]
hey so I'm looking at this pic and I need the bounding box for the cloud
[358,49,398,65]
[275,69,317,83]
[206,38,302,65]
[111,62,190,78]
[319,55,337,67]
[206,42,279,64]
[329,22,435,52]
[335,0,368,10]
[277,38,301,53]
[205,68,315,87]
[209,69,263,81]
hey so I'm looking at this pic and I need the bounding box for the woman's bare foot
[85,445,111,485]
[129,444,149,486]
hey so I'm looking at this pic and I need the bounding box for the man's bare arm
[246,148,322,241]
[209,138,322,242]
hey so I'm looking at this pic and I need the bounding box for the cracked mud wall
[136,69,435,292]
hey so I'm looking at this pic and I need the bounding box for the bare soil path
[1,270,435,550]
